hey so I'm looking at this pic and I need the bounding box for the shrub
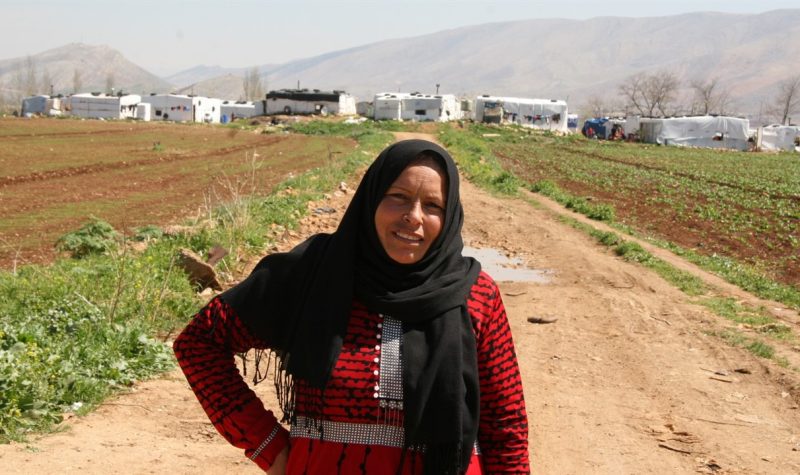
[55,218,119,258]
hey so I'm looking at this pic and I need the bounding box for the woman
[173,139,529,474]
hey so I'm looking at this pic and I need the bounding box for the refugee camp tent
[221,101,259,122]
[21,95,63,116]
[140,94,221,123]
[756,125,799,152]
[400,93,461,122]
[136,102,151,121]
[474,96,569,132]
[639,116,751,151]
[567,114,579,131]
[356,101,373,117]
[373,93,406,120]
[582,118,609,138]
[265,89,356,116]
[68,93,141,120]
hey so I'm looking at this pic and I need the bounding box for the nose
[404,201,423,225]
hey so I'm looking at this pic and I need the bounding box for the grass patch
[709,329,789,367]
[438,123,522,195]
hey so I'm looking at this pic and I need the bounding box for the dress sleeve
[471,274,530,474]
[172,297,289,472]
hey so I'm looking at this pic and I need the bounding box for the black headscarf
[222,139,481,474]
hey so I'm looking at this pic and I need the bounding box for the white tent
[265,89,356,116]
[474,96,569,132]
[756,125,799,152]
[221,101,260,122]
[373,93,406,120]
[400,93,461,122]
[638,116,751,151]
[140,94,221,123]
[136,102,151,121]
[68,93,141,120]
[373,92,461,122]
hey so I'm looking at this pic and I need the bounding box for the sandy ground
[3,133,800,474]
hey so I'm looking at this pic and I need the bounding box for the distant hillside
[165,65,249,89]
[257,9,800,117]
[0,43,172,98]
[169,65,278,101]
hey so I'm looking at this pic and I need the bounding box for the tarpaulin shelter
[756,125,799,152]
[474,96,569,132]
[21,95,63,116]
[266,89,356,116]
[140,94,221,123]
[68,93,141,120]
[639,116,751,151]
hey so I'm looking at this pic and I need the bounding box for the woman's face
[374,160,447,264]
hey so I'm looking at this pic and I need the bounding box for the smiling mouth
[394,231,423,243]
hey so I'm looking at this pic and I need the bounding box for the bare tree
[23,55,38,96]
[584,95,609,118]
[773,75,800,125]
[690,77,731,115]
[72,68,83,94]
[619,70,681,117]
[242,67,263,101]
[41,69,54,96]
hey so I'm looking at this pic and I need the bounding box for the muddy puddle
[463,246,551,283]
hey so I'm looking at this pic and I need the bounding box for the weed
[55,218,119,258]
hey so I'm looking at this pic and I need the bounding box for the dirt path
[4,133,800,474]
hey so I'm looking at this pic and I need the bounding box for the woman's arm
[173,297,289,472]
[471,274,530,473]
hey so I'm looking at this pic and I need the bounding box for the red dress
[173,271,529,474]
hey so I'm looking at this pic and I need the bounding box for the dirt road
[3,134,800,474]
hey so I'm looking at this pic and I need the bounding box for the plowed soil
[2,133,800,474]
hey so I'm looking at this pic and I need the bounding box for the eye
[425,201,445,213]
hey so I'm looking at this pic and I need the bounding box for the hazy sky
[3,0,798,76]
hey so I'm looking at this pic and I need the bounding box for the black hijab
[222,139,481,474]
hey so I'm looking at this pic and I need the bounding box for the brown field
[0,117,356,268]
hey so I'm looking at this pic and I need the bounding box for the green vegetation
[438,123,522,195]
[55,218,119,258]
[445,123,799,310]
[0,120,392,442]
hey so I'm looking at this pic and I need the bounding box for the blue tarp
[582,118,609,138]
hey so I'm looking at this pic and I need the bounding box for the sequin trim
[250,424,279,460]
[291,415,406,448]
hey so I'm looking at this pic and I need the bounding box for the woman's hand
[267,446,288,475]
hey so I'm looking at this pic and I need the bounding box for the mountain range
[1,10,799,119]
